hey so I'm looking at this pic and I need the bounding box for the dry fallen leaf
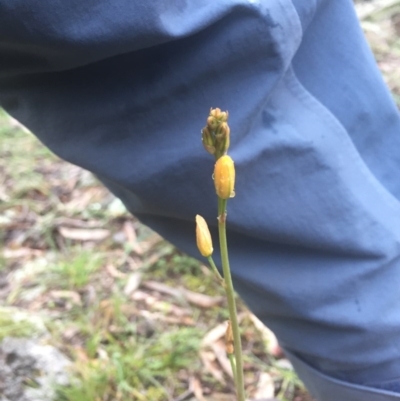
[139,310,194,325]
[181,288,223,308]
[253,372,275,400]
[50,290,82,305]
[200,322,233,383]
[201,321,228,348]
[54,217,104,228]
[63,187,108,211]
[3,248,43,259]
[249,313,281,357]
[142,280,182,298]
[171,388,194,401]
[124,272,142,296]
[123,221,143,255]
[210,393,235,401]
[106,264,126,279]
[211,339,233,378]
[131,290,157,304]
[142,281,223,308]
[59,226,110,241]
[151,301,191,317]
[199,349,226,385]
[190,377,207,401]
[126,255,142,270]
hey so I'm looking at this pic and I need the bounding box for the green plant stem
[218,198,245,401]
[207,256,224,284]
[228,352,238,387]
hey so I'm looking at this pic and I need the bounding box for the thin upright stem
[228,352,238,387]
[207,256,224,283]
[218,198,245,401]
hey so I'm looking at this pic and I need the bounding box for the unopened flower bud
[202,108,230,157]
[215,122,230,156]
[207,116,219,130]
[210,107,222,119]
[202,127,216,155]
[195,215,213,257]
[219,110,229,122]
[214,155,235,199]
[209,108,229,123]
[215,122,230,140]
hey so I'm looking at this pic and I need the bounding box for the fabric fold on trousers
[286,349,400,401]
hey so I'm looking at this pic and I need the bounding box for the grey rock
[0,337,71,401]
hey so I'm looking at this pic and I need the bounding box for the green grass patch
[0,308,42,341]
[57,327,203,401]
[48,250,104,290]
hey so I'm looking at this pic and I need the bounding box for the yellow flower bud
[195,215,213,257]
[214,155,235,199]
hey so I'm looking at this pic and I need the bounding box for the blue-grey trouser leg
[1,0,400,399]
